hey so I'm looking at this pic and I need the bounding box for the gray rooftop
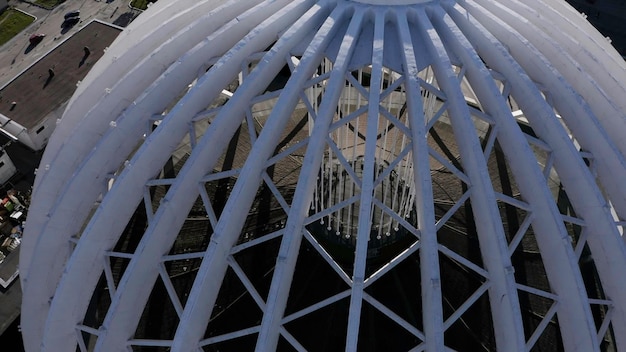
[0,21,121,129]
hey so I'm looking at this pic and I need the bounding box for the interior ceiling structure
[19,0,626,350]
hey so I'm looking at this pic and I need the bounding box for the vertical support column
[256,6,364,351]
[414,8,526,351]
[396,11,444,351]
[453,2,626,349]
[473,0,626,244]
[30,2,287,348]
[345,10,383,352]
[65,2,330,351]
[486,0,626,157]
[168,4,346,352]
[440,5,600,351]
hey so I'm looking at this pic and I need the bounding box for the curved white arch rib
[34,0,229,179]
[85,1,327,351]
[346,8,381,352]
[20,0,626,351]
[20,0,244,284]
[28,2,298,352]
[440,5,599,350]
[490,0,626,143]
[453,2,626,349]
[171,4,345,351]
[473,0,626,221]
[25,0,262,293]
[507,0,626,124]
[24,2,274,351]
[395,10,445,351]
[416,8,526,350]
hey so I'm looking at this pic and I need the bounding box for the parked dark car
[61,16,80,28]
[29,33,46,45]
[64,10,80,19]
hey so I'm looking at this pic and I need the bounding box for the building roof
[0,21,121,129]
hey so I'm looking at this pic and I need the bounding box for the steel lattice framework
[19,0,626,350]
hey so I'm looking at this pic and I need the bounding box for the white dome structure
[19,0,626,350]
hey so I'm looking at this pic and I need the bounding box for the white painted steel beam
[100,4,326,351]
[25,2,272,348]
[38,1,319,351]
[439,5,599,350]
[493,0,626,156]
[397,10,444,351]
[170,3,340,351]
[475,0,626,237]
[257,6,362,351]
[21,0,626,351]
[416,8,526,350]
[458,2,626,348]
[21,0,247,281]
[345,9,381,351]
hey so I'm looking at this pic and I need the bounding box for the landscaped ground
[33,0,63,8]
[130,0,158,10]
[0,8,35,46]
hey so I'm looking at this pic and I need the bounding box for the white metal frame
[21,0,626,351]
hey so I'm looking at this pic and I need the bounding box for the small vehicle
[61,16,80,28]
[29,33,46,45]
[64,10,80,19]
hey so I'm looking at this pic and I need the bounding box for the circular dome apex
[352,0,434,6]
[20,0,626,351]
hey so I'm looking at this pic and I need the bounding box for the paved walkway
[0,0,140,88]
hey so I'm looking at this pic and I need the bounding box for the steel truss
[21,0,626,351]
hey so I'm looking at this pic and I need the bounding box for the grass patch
[33,0,64,8]
[130,0,158,10]
[0,8,35,46]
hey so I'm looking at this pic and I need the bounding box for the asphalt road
[0,0,141,88]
